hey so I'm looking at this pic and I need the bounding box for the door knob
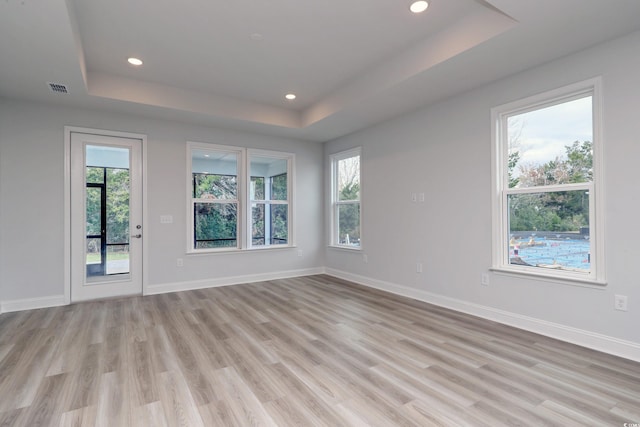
[131,234,142,238]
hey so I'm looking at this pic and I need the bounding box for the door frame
[64,126,148,304]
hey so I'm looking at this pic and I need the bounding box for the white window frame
[330,147,362,249]
[246,149,295,249]
[186,142,294,253]
[491,78,605,285]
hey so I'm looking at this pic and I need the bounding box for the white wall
[325,31,640,355]
[0,100,324,304]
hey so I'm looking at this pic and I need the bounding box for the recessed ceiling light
[250,33,264,41]
[285,93,296,100]
[127,57,143,66]
[409,0,429,13]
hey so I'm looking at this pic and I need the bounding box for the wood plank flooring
[0,274,638,426]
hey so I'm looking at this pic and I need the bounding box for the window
[330,148,361,248]
[188,143,294,252]
[191,147,241,249]
[492,79,603,283]
[249,154,290,247]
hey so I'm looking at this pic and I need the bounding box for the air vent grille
[47,82,69,94]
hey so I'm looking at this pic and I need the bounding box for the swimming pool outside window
[491,79,604,284]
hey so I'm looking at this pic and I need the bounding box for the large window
[249,155,289,247]
[188,143,294,252]
[492,79,603,283]
[330,148,361,248]
[191,148,239,249]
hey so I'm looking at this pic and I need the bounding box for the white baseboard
[0,268,324,313]
[145,267,325,295]
[325,268,640,363]
[0,295,67,314]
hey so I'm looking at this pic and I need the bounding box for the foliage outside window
[193,172,238,249]
[188,143,294,252]
[492,79,603,282]
[331,148,361,248]
[86,165,130,275]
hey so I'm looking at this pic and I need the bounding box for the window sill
[490,266,607,289]
[187,245,296,256]
[328,245,362,252]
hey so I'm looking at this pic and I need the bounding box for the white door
[70,132,143,301]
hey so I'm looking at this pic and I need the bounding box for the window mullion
[505,182,591,195]
[193,198,239,204]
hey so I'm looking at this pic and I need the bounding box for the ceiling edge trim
[86,72,302,129]
[300,5,517,128]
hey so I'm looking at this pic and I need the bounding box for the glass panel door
[71,132,143,302]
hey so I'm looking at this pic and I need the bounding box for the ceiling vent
[47,82,69,94]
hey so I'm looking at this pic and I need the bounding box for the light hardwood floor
[0,274,638,426]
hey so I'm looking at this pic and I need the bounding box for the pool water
[510,238,590,270]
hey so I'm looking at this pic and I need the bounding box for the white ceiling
[1,0,640,142]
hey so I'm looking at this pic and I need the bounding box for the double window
[492,79,603,283]
[188,142,294,252]
[330,148,361,248]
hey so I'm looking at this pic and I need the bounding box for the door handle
[131,234,142,238]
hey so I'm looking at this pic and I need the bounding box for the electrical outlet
[176,258,184,267]
[416,262,423,273]
[363,254,368,263]
[614,294,628,311]
[297,250,303,257]
[481,273,489,286]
